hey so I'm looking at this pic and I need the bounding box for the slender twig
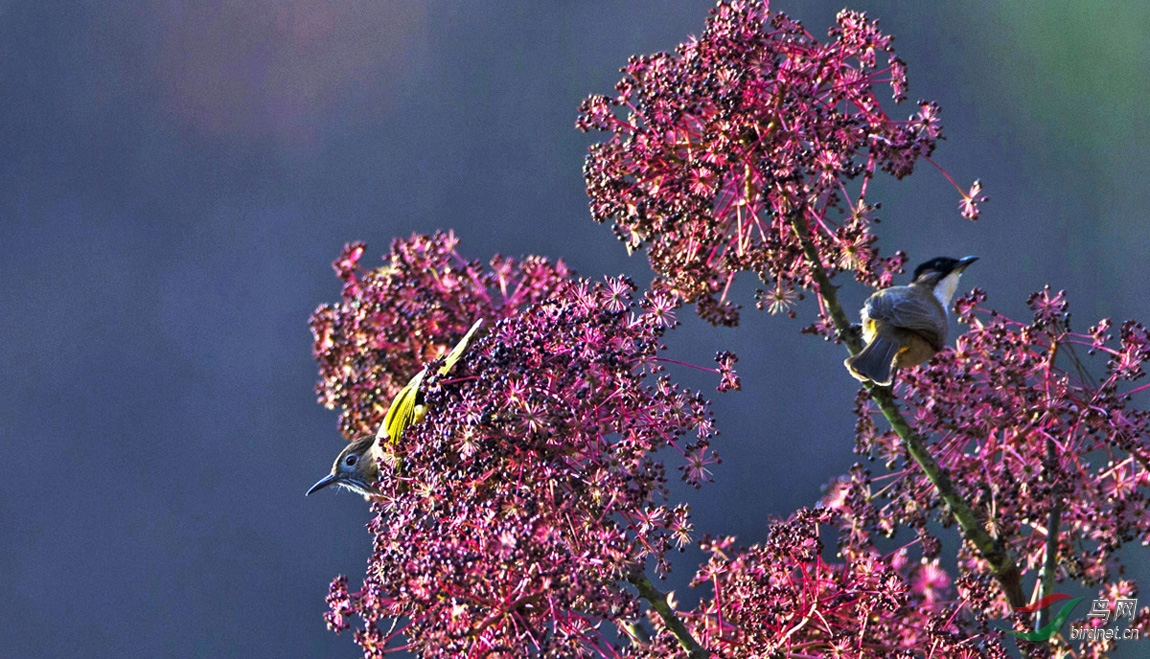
[629,574,709,658]
[620,620,652,646]
[787,210,1026,608]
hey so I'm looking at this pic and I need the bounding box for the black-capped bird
[844,256,978,386]
[306,318,484,498]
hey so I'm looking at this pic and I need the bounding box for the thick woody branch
[788,211,1026,609]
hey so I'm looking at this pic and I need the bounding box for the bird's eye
[344,454,358,466]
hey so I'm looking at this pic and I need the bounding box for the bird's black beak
[956,255,979,271]
[306,473,339,496]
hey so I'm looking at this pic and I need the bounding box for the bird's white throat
[933,271,963,311]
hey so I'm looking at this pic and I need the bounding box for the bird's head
[911,255,979,307]
[306,435,380,497]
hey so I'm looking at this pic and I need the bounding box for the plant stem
[629,574,709,658]
[620,620,652,645]
[788,211,1026,609]
[1036,437,1063,631]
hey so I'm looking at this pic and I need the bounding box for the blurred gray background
[3,1,1148,656]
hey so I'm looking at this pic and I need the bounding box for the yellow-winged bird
[306,318,484,498]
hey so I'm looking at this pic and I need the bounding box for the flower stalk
[1036,435,1063,631]
[629,574,709,659]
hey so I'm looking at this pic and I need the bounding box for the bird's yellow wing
[376,318,484,445]
[377,368,427,445]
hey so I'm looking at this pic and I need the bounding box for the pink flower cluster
[314,234,730,657]
[578,0,970,326]
[625,509,1013,658]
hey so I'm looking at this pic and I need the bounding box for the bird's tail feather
[844,336,900,386]
[439,318,484,376]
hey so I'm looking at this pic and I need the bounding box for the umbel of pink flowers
[312,1,1150,657]
[577,0,983,328]
[315,234,732,657]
